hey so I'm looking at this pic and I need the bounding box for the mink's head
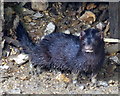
[80,28,104,53]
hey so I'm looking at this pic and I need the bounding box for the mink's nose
[84,45,93,50]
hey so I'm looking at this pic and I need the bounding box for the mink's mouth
[84,49,94,53]
[82,46,94,53]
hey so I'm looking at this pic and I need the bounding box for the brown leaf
[55,74,70,83]
[79,11,96,24]
[86,3,97,10]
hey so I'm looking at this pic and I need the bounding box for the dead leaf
[20,75,31,81]
[79,11,96,24]
[86,3,97,10]
[55,74,70,83]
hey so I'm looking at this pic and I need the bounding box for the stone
[8,53,29,65]
[97,81,108,87]
[63,30,70,34]
[33,12,44,19]
[44,22,56,34]
[31,0,48,11]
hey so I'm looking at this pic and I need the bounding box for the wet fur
[16,21,105,76]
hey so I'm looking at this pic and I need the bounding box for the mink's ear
[79,31,85,40]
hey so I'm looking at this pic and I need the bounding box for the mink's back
[42,32,80,60]
[31,32,81,71]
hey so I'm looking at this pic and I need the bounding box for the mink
[16,21,105,82]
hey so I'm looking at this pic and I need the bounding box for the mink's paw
[29,62,43,75]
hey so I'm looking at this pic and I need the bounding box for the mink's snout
[82,45,94,53]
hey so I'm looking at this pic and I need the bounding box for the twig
[104,38,120,43]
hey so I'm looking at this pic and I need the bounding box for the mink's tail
[16,21,35,53]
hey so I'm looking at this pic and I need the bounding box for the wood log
[0,1,4,59]
[109,2,120,39]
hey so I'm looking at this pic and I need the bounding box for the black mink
[16,21,105,82]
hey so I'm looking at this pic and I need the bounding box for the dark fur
[16,21,105,76]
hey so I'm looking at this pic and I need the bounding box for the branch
[104,38,120,43]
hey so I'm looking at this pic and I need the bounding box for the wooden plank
[0,0,4,59]
[109,2,120,39]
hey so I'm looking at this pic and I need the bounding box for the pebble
[108,80,115,85]
[30,22,36,26]
[8,53,29,65]
[30,30,35,33]
[78,84,85,90]
[88,90,104,94]
[23,8,35,15]
[31,0,48,11]
[97,81,108,87]
[44,22,56,34]
[74,32,80,36]
[10,88,22,94]
[72,80,77,84]
[91,78,97,84]
[63,30,70,34]
[110,56,120,64]
[1,39,5,49]
[41,36,45,40]
[0,65,9,69]
[33,12,44,19]
[96,22,105,30]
